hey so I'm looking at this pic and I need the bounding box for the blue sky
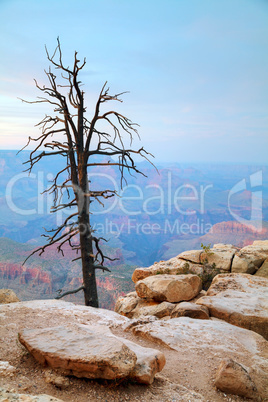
[0,0,267,163]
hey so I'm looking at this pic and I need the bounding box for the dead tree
[20,38,153,307]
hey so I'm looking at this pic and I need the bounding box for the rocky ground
[0,240,268,401]
[0,298,267,401]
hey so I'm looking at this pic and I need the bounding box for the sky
[0,0,267,164]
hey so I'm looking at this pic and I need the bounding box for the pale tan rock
[19,323,165,384]
[0,289,20,304]
[232,243,268,274]
[132,258,204,283]
[231,254,256,274]
[253,240,268,248]
[114,292,139,318]
[200,247,235,271]
[196,273,268,339]
[213,243,238,250]
[115,295,159,319]
[129,317,268,372]
[132,300,175,319]
[255,258,268,278]
[215,358,257,399]
[44,369,70,388]
[0,361,16,377]
[170,302,209,319]
[135,274,202,303]
[0,387,63,401]
[19,324,137,380]
[178,249,202,263]
[0,299,129,328]
[121,337,166,384]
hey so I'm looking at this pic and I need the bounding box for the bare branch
[55,285,85,299]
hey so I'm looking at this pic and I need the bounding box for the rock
[132,257,204,283]
[0,361,16,377]
[115,291,175,319]
[44,369,70,388]
[178,249,202,263]
[0,298,129,328]
[128,316,268,366]
[127,317,267,400]
[19,324,136,380]
[231,254,257,274]
[252,240,268,248]
[121,337,166,384]
[134,300,175,319]
[231,243,268,274]
[18,323,165,384]
[255,258,268,278]
[196,273,268,339]
[170,302,209,319]
[135,274,202,303]
[213,243,238,250]
[215,358,257,399]
[200,246,235,272]
[0,387,64,401]
[114,292,140,317]
[0,289,20,304]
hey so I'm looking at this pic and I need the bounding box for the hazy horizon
[1,149,268,167]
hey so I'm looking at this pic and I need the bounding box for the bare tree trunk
[79,217,98,307]
[78,163,99,307]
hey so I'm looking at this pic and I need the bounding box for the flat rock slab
[129,317,268,375]
[0,299,129,328]
[196,273,268,339]
[18,323,165,384]
[135,274,202,303]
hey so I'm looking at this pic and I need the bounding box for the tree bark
[78,163,99,307]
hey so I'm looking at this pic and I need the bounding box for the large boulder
[135,274,202,303]
[132,257,204,283]
[18,323,165,384]
[0,289,20,304]
[231,242,268,274]
[215,358,258,399]
[196,273,268,339]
